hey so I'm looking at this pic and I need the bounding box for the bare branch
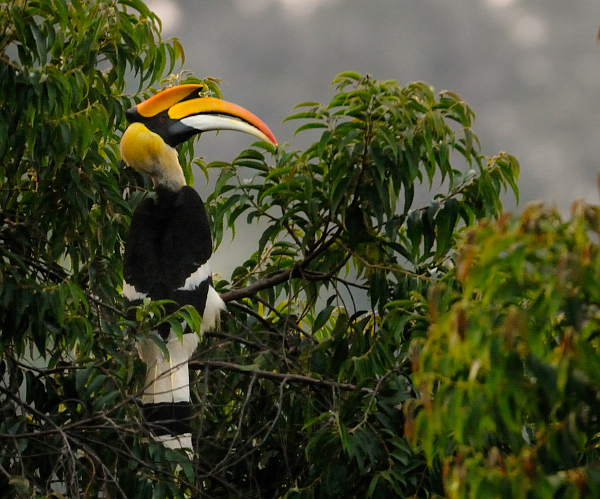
[187,359,371,393]
[220,267,300,303]
[220,227,344,303]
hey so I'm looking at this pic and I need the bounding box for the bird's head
[120,84,277,190]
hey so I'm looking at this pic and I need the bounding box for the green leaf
[9,476,30,495]
[333,71,363,82]
[171,37,185,66]
[313,305,335,333]
[30,23,47,64]
[293,101,321,108]
[434,197,459,260]
[283,111,319,122]
[406,210,422,258]
[367,474,381,497]
[294,122,329,136]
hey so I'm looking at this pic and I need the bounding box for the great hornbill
[120,84,277,450]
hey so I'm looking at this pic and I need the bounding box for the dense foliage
[203,72,518,498]
[6,1,597,499]
[412,201,600,498]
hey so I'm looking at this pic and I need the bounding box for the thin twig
[251,295,315,341]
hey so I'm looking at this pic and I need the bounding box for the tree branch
[187,359,370,393]
[220,267,300,303]
[220,227,343,303]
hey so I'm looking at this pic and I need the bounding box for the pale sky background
[143,0,600,274]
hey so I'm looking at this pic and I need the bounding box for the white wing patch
[122,281,148,301]
[201,286,226,332]
[178,262,212,291]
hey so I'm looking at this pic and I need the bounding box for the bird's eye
[157,116,166,125]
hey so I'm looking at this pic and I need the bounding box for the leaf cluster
[412,201,600,498]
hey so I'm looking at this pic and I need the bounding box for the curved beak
[169,97,277,146]
[126,84,277,147]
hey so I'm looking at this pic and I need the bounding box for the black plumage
[124,185,212,339]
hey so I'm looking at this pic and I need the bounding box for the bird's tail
[137,333,199,450]
[135,287,225,450]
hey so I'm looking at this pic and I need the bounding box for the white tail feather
[134,285,226,450]
[157,432,193,450]
[137,333,199,405]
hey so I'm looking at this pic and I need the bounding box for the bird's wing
[161,185,213,315]
[123,186,219,336]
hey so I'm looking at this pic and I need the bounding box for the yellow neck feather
[120,123,186,191]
